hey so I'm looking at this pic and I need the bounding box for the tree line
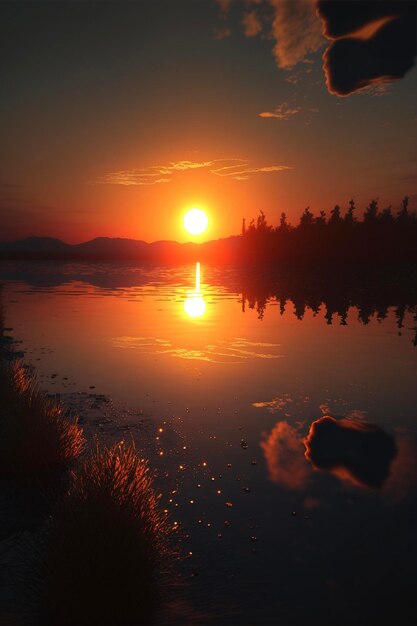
[241,197,417,262]
[236,263,417,346]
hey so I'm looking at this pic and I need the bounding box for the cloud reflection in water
[260,421,310,490]
[305,415,397,489]
[111,336,283,364]
[260,413,414,494]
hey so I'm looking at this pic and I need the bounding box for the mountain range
[0,236,242,263]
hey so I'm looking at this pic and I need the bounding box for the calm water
[1,261,417,625]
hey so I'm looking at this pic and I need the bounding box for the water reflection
[261,414,415,495]
[111,335,282,363]
[240,265,417,345]
[260,421,310,490]
[2,261,417,625]
[1,262,416,343]
[305,416,397,489]
[183,262,206,319]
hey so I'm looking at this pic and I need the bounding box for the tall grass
[0,297,174,624]
[0,360,84,485]
[36,442,170,626]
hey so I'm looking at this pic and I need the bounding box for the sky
[1,0,416,243]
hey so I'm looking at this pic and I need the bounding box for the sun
[183,208,208,235]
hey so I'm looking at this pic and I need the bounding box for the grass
[35,442,170,626]
[0,298,174,624]
[0,360,84,486]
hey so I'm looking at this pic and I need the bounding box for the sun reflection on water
[183,262,206,318]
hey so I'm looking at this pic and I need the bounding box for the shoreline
[0,304,175,626]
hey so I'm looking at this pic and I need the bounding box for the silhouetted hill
[0,235,242,263]
[2,237,72,255]
[73,237,149,259]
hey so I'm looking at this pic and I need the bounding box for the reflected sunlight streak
[184,262,206,319]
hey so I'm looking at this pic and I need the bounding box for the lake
[1,261,417,625]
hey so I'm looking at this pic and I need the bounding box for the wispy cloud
[93,160,214,186]
[259,101,319,120]
[211,162,292,178]
[258,102,301,120]
[93,158,292,186]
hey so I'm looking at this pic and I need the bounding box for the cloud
[317,1,404,39]
[216,0,231,16]
[93,160,214,186]
[342,15,399,42]
[214,0,232,39]
[243,10,262,37]
[93,172,169,186]
[269,0,324,69]
[258,102,301,119]
[317,0,417,96]
[93,158,292,185]
[305,416,397,489]
[214,1,416,95]
[285,73,301,84]
[213,25,231,40]
[258,102,318,120]
[210,161,292,178]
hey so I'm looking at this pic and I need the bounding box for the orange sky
[1,0,416,243]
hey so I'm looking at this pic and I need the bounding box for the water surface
[1,261,417,625]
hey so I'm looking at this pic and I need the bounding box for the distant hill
[0,235,243,263]
[3,237,72,255]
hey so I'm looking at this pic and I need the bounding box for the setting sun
[183,208,208,235]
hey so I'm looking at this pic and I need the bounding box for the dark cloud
[317,0,417,95]
[317,0,409,38]
[305,416,397,488]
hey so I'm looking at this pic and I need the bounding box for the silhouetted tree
[256,210,272,233]
[344,199,356,225]
[397,196,410,224]
[364,199,379,224]
[315,210,327,227]
[300,207,314,229]
[240,198,417,264]
[279,212,289,232]
[329,205,342,226]
[380,205,394,225]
